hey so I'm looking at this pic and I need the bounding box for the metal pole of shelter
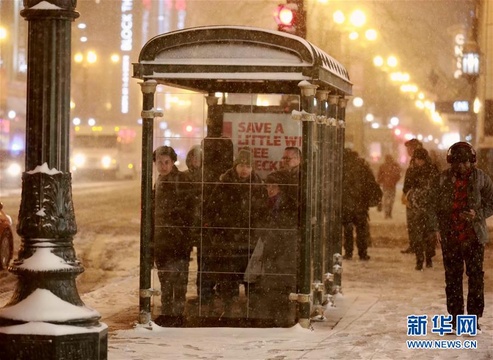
[138,80,161,325]
[333,97,348,290]
[297,81,318,328]
[324,95,339,283]
[321,92,332,288]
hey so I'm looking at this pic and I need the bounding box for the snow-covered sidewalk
[81,199,493,359]
[86,243,493,360]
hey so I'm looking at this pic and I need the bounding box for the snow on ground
[79,201,493,360]
[1,186,491,359]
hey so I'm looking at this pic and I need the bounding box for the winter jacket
[204,168,266,230]
[202,136,234,183]
[257,191,299,289]
[154,166,194,262]
[377,159,402,190]
[406,162,440,231]
[342,155,380,214]
[430,167,493,244]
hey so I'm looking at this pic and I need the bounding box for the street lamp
[461,41,480,77]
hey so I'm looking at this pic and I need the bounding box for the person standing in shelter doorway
[405,148,439,271]
[401,138,423,254]
[429,142,493,333]
[377,154,402,219]
[153,146,194,322]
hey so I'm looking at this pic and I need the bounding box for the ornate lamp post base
[0,327,107,360]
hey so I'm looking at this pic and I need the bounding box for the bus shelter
[133,26,352,328]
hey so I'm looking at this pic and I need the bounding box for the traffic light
[274,1,306,38]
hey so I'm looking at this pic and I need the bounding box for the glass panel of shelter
[151,89,302,326]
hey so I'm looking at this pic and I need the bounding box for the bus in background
[71,125,141,180]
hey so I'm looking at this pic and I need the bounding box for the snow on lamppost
[0,1,107,359]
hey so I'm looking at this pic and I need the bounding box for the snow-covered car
[0,202,14,270]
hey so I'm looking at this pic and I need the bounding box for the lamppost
[0,1,107,358]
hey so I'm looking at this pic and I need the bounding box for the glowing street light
[0,26,7,40]
[352,97,364,107]
[333,10,345,24]
[387,55,398,68]
[110,54,120,63]
[86,50,97,64]
[348,31,359,40]
[389,116,399,126]
[373,56,384,67]
[390,72,410,82]
[365,29,377,41]
[349,9,366,27]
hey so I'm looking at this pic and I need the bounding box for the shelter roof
[133,26,352,95]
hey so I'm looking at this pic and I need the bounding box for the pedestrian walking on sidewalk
[377,154,402,219]
[401,138,423,254]
[342,149,380,261]
[405,148,439,270]
[429,142,493,331]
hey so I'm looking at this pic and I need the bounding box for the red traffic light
[275,4,296,26]
[274,3,305,38]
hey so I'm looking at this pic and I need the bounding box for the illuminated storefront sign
[435,100,470,114]
[120,0,133,114]
[454,33,465,79]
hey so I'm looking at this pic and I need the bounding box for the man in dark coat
[429,142,493,332]
[153,146,194,318]
[342,149,379,261]
[405,148,439,270]
[401,138,423,253]
[202,148,266,316]
[279,146,301,205]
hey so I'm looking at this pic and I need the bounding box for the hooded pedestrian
[405,148,439,270]
[401,138,424,254]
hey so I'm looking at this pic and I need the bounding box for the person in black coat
[153,146,194,318]
[202,148,266,316]
[405,148,440,270]
[342,149,378,261]
[249,170,299,326]
[401,138,424,254]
